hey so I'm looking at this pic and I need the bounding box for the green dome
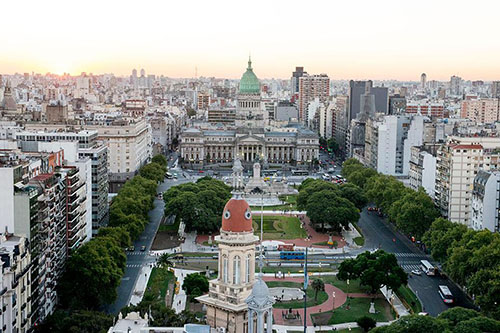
[239,57,260,94]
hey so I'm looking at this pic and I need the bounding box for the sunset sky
[1,0,500,81]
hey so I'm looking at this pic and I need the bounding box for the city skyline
[2,0,500,81]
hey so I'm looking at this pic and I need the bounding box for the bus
[278,244,295,251]
[280,251,305,260]
[438,285,454,305]
[291,170,308,176]
[420,260,436,276]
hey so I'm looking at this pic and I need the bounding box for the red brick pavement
[263,276,347,326]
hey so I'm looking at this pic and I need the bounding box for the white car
[411,269,422,276]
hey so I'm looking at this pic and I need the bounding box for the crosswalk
[400,264,421,272]
[126,251,148,256]
[393,252,428,258]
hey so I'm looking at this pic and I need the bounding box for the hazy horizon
[1,0,499,81]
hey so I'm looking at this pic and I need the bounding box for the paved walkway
[129,264,154,306]
[263,276,347,326]
[172,268,200,314]
[273,321,394,333]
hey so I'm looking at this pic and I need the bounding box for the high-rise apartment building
[420,73,427,90]
[298,74,329,122]
[15,129,109,233]
[471,170,500,232]
[406,101,447,118]
[291,66,307,96]
[0,235,31,333]
[409,146,437,198]
[461,98,500,123]
[491,81,500,98]
[450,75,462,96]
[435,137,500,226]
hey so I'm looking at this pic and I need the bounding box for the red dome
[221,198,253,232]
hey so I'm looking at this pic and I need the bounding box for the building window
[246,255,250,283]
[233,256,240,284]
[223,256,228,283]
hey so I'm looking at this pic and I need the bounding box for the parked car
[141,245,146,251]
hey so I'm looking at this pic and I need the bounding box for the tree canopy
[182,273,209,300]
[371,307,500,333]
[163,177,231,233]
[338,250,407,294]
[423,219,500,319]
[34,310,114,333]
[151,154,168,167]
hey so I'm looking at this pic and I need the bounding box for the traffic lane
[106,265,141,314]
[357,209,417,254]
[408,273,475,316]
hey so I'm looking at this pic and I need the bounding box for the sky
[1,0,500,81]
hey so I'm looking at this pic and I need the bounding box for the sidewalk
[172,268,200,314]
[380,286,410,317]
[129,264,153,306]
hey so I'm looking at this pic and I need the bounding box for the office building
[409,146,437,198]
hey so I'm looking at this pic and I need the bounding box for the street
[105,152,190,314]
[356,208,476,316]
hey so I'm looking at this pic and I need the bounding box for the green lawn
[353,236,365,246]
[320,276,370,294]
[396,285,422,314]
[252,215,306,240]
[319,329,363,333]
[142,267,176,305]
[312,298,394,325]
[266,281,328,309]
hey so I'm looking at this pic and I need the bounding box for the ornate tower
[236,57,264,128]
[245,278,274,333]
[197,195,259,333]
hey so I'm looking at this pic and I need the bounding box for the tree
[97,226,131,248]
[437,307,480,327]
[422,218,467,262]
[338,250,407,294]
[306,190,359,232]
[311,279,325,302]
[347,168,378,189]
[35,310,114,333]
[139,162,166,182]
[157,253,174,269]
[357,316,377,332]
[151,154,168,167]
[182,273,209,300]
[339,183,368,210]
[327,138,339,153]
[58,238,125,310]
[297,179,339,210]
[453,316,500,333]
[341,158,364,179]
[389,188,439,239]
[370,315,447,333]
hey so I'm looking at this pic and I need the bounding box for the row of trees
[56,156,167,315]
[371,307,500,333]
[342,158,499,319]
[423,218,500,318]
[163,177,232,233]
[297,178,366,232]
[342,158,439,239]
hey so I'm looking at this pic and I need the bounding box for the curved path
[262,276,347,326]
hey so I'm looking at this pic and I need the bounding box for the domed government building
[179,58,319,169]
